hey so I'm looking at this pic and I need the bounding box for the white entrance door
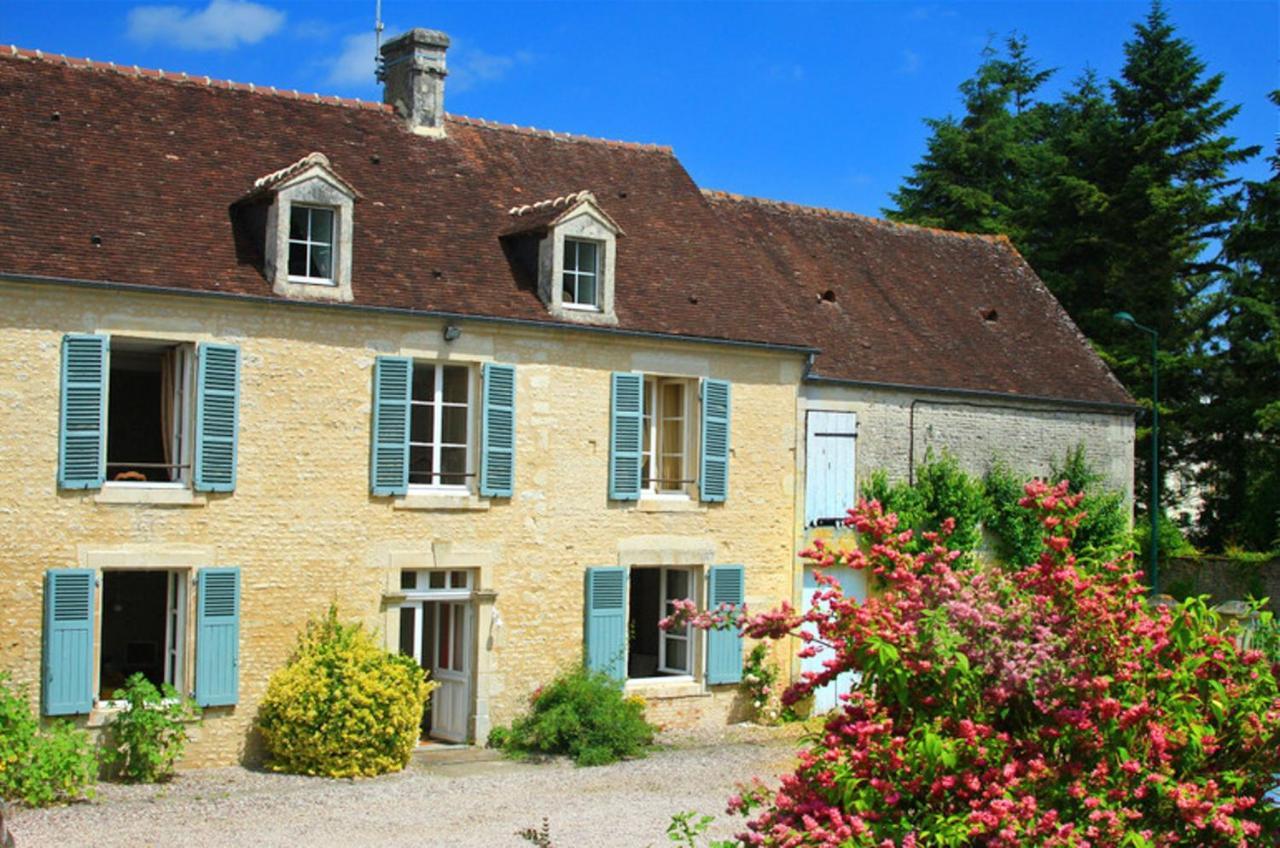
[430,601,472,743]
[801,565,866,714]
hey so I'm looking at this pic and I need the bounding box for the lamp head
[1113,311,1136,325]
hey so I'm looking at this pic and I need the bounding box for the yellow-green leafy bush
[257,606,435,778]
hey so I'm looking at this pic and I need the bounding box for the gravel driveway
[8,731,799,848]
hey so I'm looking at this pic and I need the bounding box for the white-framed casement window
[627,565,699,680]
[561,238,601,310]
[106,339,195,486]
[642,376,698,496]
[408,363,474,491]
[287,204,337,284]
[98,569,188,703]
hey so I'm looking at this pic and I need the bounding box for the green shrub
[983,460,1044,564]
[1050,444,1133,557]
[104,674,200,783]
[1134,509,1197,568]
[257,605,434,778]
[491,665,655,766]
[0,672,96,806]
[860,450,988,554]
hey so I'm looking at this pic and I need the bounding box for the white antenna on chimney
[374,0,386,82]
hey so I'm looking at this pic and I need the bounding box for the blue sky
[2,1,1275,217]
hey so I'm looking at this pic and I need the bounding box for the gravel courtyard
[8,730,800,848]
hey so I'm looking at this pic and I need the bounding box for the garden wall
[1163,556,1280,614]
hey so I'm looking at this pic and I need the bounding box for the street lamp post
[1114,311,1159,594]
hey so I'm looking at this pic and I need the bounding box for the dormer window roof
[245,152,358,303]
[506,191,622,325]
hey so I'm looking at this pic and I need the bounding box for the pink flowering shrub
[670,481,1280,846]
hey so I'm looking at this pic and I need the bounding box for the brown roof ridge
[446,114,673,153]
[701,188,1010,245]
[2,44,393,112]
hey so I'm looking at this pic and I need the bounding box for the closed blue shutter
[804,411,858,526]
[370,356,412,496]
[195,567,240,707]
[479,363,516,497]
[706,564,745,684]
[42,569,96,715]
[58,333,108,489]
[193,343,240,492]
[584,567,627,679]
[699,379,731,503]
[609,372,643,500]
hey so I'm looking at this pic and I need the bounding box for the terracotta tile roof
[0,47,1132,408]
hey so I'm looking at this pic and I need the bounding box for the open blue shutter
[194,343,240,492]
[584,567,627,679]
[609,372,643,500]
[58,333,107,489]
[42,569,95,715]
[195,567,240,707]
[804,411,858,526]
[706,564,745,684]
[479,363,516,497]
[370,356,412,496]
[699,379,731,503]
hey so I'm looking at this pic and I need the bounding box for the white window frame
[561,238,602,311]
[104,340,195,490]
[627,565,700,684]
[642,376,698,497]
[287,204,338,285]
[96,568,189,708]
[408,363,475,494]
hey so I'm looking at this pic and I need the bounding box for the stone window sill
[634,497,704,514]
[95,484,207,507]
[394,492,491,512]
[624,678,707,700]
[87,699,200,727]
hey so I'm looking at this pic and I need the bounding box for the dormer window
[288,205,336,284]
[243,152,358,303]
[562,239,601,310]
[505,190,623,325]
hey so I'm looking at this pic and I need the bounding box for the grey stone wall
[1163,556,1280,615]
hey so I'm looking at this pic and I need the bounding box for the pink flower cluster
[707,480,1280,846]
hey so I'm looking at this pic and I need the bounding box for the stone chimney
[380,28,450,136]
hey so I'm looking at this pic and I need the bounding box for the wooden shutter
[699,378,731,503]
[370,356,412,496]
[42,569,96,715]
[195,567,240,707]
[193,343,241,492]
[804,411,858,526]
[58,333,108,490]
[609,372,643,500]
[706,564,745,684]
[584,567,627,679]
[479,363,516,497]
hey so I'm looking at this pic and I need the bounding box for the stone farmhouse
[0,29,1135,766]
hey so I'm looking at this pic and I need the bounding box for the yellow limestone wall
[0,279,804,766]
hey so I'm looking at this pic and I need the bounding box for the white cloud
[899,49,922,75]
[326,30,534,93]
[328,31,378,85]
[127,0,285,51]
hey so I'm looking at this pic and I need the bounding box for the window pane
[661,454,682,486]
[441,366,468,403]
[578,276,597,306]
[400,571,416,590]
[666,569,689,601]
[562,273,577,303]
[662,382,683,412]
[641,455,652,487]
[310,208,335,244]
[410,404,435,444]
[564,240,579,272]
[409,445,434,481]
[289,207,308,239]
[578,241,598,273]
[662,419,684,452]
[440,405,467,444]
[665,638,688,672]
[398,607,416,658]
[309,244,333,279]
[440,447,466,485]
[449,570,468,588]
[428,571,447,589]
[412,364,435,403]
[287,243,307,277]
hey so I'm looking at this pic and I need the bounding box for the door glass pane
[428,571,447,589]
[666,569,689,602]
[441,366,469,403]
[437,604,451,669]
[449,570,468,589]
[665,638,688,672]
[452,605,465,671]
[398,608,416,659]
[440,405,467,444]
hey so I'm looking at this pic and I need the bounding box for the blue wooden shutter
[609,372,644,500]
[194,343,241,492]
[804,411,858,526]
[699,379,731,503]
[584,567,627,679]
[42,569,96,715]
[706,564,745,684]
[370,356,412,496]
[58,333,108,489]
[195,567,240,707]
[479,363,516,497]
